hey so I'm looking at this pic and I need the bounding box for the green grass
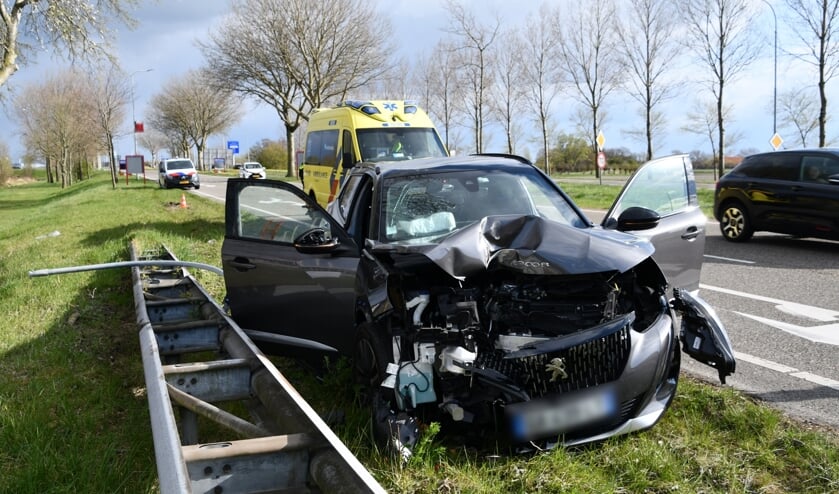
[1,173,837,493]
[557,181,717,218]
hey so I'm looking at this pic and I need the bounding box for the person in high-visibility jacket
[390,135,404,156]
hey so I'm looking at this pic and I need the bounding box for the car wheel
[353,322,391,403]
[719,201,753,242]
[194,184,200,190]
[353,322,417,455]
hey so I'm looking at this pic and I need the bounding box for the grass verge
[556,181,717,219]
[1,173,836,493]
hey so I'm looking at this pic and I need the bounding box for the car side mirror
[616,206,661,232]
[293,228,340,253]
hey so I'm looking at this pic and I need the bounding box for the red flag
[134,121,144,133]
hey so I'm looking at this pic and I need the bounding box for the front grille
[477,325,631,399]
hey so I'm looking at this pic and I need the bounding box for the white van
[158,158,200,190]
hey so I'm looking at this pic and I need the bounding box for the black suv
[714,148,839,242]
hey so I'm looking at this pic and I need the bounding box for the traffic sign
[770,133,783,151]
[597,151,607,169]
[596,131,605,151]
[227,140,240,154]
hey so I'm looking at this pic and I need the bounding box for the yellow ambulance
[300,100,448,206]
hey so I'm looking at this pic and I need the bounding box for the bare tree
[378,57,414,100]
[555,0,622,177]
[13,68,98,187]
[778,87,820,147]
[146,70,240,170]
[681,98,743,179]
[521,3,562,173]
[90,64,130,188]
[679,0,761,177]
[137,129,169,165]
[0,0,138,89]
[782,0,839,147]
[200,0,393,177]
[444,0,500,153]
[490,29,527,155]
[617,0,683,161]
[425,40,464,153]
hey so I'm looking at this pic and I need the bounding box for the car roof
[353,154,536,179]
[746,148,839,159]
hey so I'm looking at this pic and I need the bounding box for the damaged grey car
[221,154,735,453]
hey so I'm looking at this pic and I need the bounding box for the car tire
[719,201,753,242]
[353,322,391,403]
[194,184,200,190]
[353,322,413,451]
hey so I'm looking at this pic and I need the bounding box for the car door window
[800,156,837,183]
[750,154,799,181]
[338,174,362,219]
[305,130,339,166]
[345,177,373,247]
[610,155,692,218]
[236,183,332,244]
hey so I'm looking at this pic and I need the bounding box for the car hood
[370,215,655,279]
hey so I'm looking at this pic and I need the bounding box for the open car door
[222,179,360,357]
[602,155,735,383]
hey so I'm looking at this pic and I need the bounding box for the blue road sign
[227,140,239,154]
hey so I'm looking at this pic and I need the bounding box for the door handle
[229,258,256,271]
[681,226,701,240]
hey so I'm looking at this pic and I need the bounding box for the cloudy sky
[0,0,822,163]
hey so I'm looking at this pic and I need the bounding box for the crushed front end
[365,247,681,450]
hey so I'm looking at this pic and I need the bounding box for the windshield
[244,163,262,169]
[166,159,194,170]
[379,168,587,244]
[357,128,447,162]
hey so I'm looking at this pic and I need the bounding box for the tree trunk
[286,126,296,178]
[541,118,550,175]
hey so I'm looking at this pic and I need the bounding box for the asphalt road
[193,173,839,432]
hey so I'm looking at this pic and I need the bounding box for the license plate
[507,387,617,441]
[179,180,189,184]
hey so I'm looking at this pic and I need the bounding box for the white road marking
[789,372,839,392]
[703,254,756,264]
[733,351,798,373]
[734,312,839,346]
[698,284,839,392]
[701,284,839,322]
[732,351,839,391]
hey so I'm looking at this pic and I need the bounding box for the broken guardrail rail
[30,241,386,494]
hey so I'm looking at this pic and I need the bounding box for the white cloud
[1,0,836,162]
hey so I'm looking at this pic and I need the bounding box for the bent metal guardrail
[128,242,385,494]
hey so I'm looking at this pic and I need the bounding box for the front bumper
[502,311,678,445]
[163,174,200,188]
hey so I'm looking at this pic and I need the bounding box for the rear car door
[222,179,360,356]
[792,154,839,238]
[602,155,735,383]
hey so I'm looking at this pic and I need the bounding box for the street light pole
[762,0,778,135]
[130,68,154,155]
